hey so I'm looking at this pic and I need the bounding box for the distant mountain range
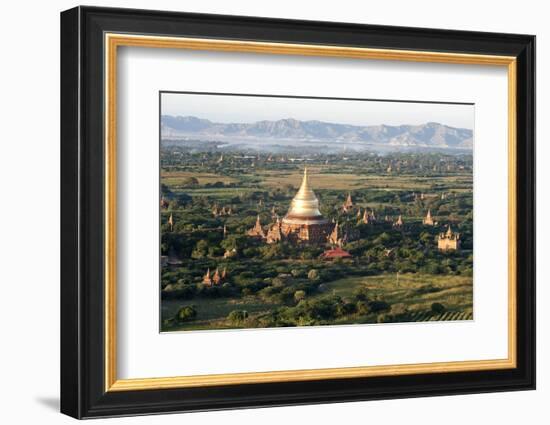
[161,115,473,151]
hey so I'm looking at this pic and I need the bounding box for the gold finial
[297,167,310,194]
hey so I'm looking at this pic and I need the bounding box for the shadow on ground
[35,396,59,411]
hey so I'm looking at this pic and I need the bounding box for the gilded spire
[285,168,322,218]
[295,167,315,200]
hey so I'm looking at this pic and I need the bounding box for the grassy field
[181,188,256,198]
[161,171,239,185]
[162,297,283,331]
[162,273,473,332]
[161,168,472,193]
[318,273,472,313]
[257,170,471,191]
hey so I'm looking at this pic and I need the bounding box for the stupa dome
[283,168,328,225]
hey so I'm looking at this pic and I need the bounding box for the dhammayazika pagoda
[279,168,333,244]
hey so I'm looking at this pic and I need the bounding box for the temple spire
[362,209,369,224]
[393,215,403,228]
[296,167,313,199]
[285,167,322,218]
[202,268,212,285]
[423,208,434,225]
[344,192,353,208]
[247,214,266,238]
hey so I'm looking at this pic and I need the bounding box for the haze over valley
[161,115,473,154]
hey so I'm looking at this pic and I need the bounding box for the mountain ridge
[161,115,473,151]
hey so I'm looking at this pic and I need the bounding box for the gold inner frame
[104,33,518,392]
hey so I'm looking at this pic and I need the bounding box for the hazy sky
[161,92,474,130]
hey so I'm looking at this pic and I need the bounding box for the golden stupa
[281,168,332,244]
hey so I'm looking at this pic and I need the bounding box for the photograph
[55,4,536,420]
[159,92,475,332]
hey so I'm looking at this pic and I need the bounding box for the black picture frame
[61,5,535,419]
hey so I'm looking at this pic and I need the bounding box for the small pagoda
[438,225,461,251]
[393,215,404,228]
[247,215,266,238]
[266,217,283,244]
[202,268,212,286]
[423,209,435,225]
[343,193,354,209]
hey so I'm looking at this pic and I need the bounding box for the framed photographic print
[60,6,536,419]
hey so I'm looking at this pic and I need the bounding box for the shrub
[431,302,446,314]
[294,290,306,303]
[227,310,249,324]
[162,284,195,300]
[336,302,356,316]
[235,271,256,286]
[307,269,319,280]
[391,303,408,316]
[291,269,305,278]
[242,247,259,258]
[368,300,391,313]
[307,298,339,320]
[175,305,197,322]
[271,277,286,287]
[413,285,442,296]
[191,239,209,259]
[208,246,224,257]
[182,176,199,187]
[356,301,370,315]
[353,286,370,301]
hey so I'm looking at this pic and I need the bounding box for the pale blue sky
[161,92,474,130]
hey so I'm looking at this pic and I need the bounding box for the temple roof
[440,224,460,240]
[320,246,352,259]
